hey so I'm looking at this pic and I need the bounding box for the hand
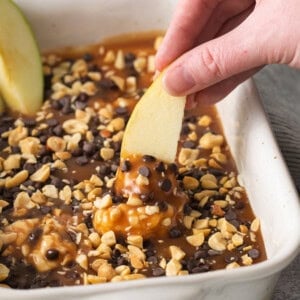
[155,0,300,108]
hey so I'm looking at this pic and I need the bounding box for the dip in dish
[0,34,266,288]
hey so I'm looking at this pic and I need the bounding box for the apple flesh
[121,73,186,163]
[0,0,43,115]
[0,95,5,113]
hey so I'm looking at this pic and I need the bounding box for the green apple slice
[121,73,186,163]
[0,0,43,115]
[0,94,5,113]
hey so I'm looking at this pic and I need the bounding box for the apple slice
[0,94,5,113]
[0,0,43,115]
[121,73,186,163]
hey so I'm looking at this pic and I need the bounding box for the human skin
[155,0,300,108]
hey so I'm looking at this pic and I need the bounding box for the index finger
[155,0,221,70]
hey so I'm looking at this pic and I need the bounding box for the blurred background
[254,65,300,300]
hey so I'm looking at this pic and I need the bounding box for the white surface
[2,1,300,299]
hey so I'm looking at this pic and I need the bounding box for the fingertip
[154,48,170,72]
[154,55,164,72]
[153,70,160,80]
[163,65,196,96]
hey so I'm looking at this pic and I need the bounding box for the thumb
[162,15,267,96]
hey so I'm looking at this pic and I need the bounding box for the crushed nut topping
[0,34,266,289]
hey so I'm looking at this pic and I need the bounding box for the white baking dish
[2,0,300,299]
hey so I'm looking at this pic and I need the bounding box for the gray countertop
[253,65,300,300]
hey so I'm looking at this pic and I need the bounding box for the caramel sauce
[94,154,187,238]
[0,32,267,289]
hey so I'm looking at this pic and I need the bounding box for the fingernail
[153,70,160,80]
[186,94,198,110]
[163,65,196,95]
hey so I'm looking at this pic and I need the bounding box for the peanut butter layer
[94,154,187,238]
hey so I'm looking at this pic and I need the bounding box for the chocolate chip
[140,192,154,203]
[112,248,121,260]
[89,64,100,72]
[191,168,204,179]
[152,267,165,277]
[155,162,165,173]
[83,142,96,155]
[181,124,190,135]
[112,141,121,152]
[80,76,89,84]
[51,177,64,189]
[0,139,7,151]
[46,118,59,127]
[169,226,182,238]
[111,164,119,173]
[99,78,118,90]
[69,178,79,187]
[44,74,52,90]
[23,163,36,174]
[235,200,245,209]
[92,152,101,162]
[168,163,178,174]
[22,180,35,187]
[76,93,89,102]
[59,95,71,106]
[184,258,197,272]
[248,249,260,259]
[38,147,51,157]
[120,160,131,172]
[208,168,225,177]
[182,140,196,148]
[52,125,63,136]
[75,101,87,110]
[97,164,110,176]
[230,219,240,229]
[34,182,43,190]
[112,195,123,204]
[1,116,14,123]
[224,254,238,263]
[84,214,93,229]
[39,135,48,144]
[191,265,210,273]
[124,52,136,63]
[225,208,237,221]
[138,166,150,177]
[142,155,156,162]
[194,249,208,259]
[48,280,62,287]
[65,270,80,280]
[23,119,37,127]
[183,203,193,215]
[147,256,158,264]
[40,205,52,215]
[72,148,83,157]
[115,106,128,115]
[83,53,93,61]
[157,200,168,212]
[11,146,20,154]
[208,249,222,256]
[76,156,89,165]
[93,136,104,148]
[117,256,128,266]
[159,178,172,192]
[62,103,73,115]
[127,66,139,77]
[42,155,52,164]
[51,100,63,110]
[28,228,43,245]
[46,249,59,260]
